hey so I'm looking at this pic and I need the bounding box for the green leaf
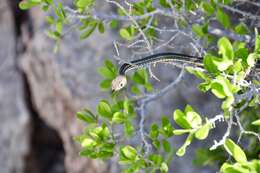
[101,143,115,153]
[247,53,258,67]
[220,163,240,173]
[233,41,246,50]
[112,101,124,112]
[221,96,234,110]
[176,133,194,156]
[89,127,102,140]
[235,48,248,62]
[124,120,134,137]
[220,162,251,173]
[99,79,112,90]
[195,123,211,140]
[224,138,247,163]
[252,119,260,126]
[98,67,115,79]
[201,2,215,15]
[216,8,230,29]
[81,138,96,148]
[52,3,65,20]
[198,81,211,92]
[109,20,118,29]
[120,28,132,40]
[159,0,170,8]
[186,67,210,81]
[211,76,234,99]
[46,30,61,40]
[254,28,260,53]
[100,124,111,139]
[152,139,161,149]
[144,83,153,92]
[212,57,233,71]
[58,3,66,19]
[203,54,219,74]
[161,116,174,137]
[131,85,140,95]
[44,0,53,4]
[148,154,163,165]
[97,101,112,118]
[89,124,111,141]
[173,129,192,135]
[185,105,202,128]
[98,21,105,33]
[160,162,168,173]
[96,150,114,159]
[218,37,233,59]
[80,22,97,39]
[104,59,117,76]
[42,5,48,12]
[176,145,186,157]
[45,16,55,25]
[173,109,191,129]
[218,37,234,60]
[162,139,171,152]
[234,23,248,35]
[112,112,125,124]
[76,0,94,8]
[232,60,243,73]
[55,21,63,34]
[32,0,42,2]
[19,1,40,10]
[121,146,138,160]
[222,0,233,5]
[79,18,91,30]
[211,82,226,99]
[79,148,94,157]
[192,24,205,37]
[123,100,134,115]
[149,123,159,139]
[76,109,96,124]
[132,69,148,85]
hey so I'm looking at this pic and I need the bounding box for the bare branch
[137,67,186,155]
[210,114,234,150]
[220,4,260,20]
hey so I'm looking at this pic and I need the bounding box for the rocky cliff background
[0,0,222,173]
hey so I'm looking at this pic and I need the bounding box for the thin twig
[138,66,186,155]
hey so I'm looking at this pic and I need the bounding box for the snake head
[111,75,127,91]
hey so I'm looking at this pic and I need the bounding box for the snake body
[119,52,260,75]
[119,52,204,75]
[111,52,260,91]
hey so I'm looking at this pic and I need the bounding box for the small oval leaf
[224,138,247,163]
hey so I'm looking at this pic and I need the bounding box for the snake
[111,52,260,91]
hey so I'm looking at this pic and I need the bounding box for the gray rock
[20,9,112,173]
[0,0,31,172]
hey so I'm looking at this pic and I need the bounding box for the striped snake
[111,52,260,91]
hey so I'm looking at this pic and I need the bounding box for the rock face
[20,8,112,173]
[0,0,30,172]
[20,34,108,173]
[0,0,107,172]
